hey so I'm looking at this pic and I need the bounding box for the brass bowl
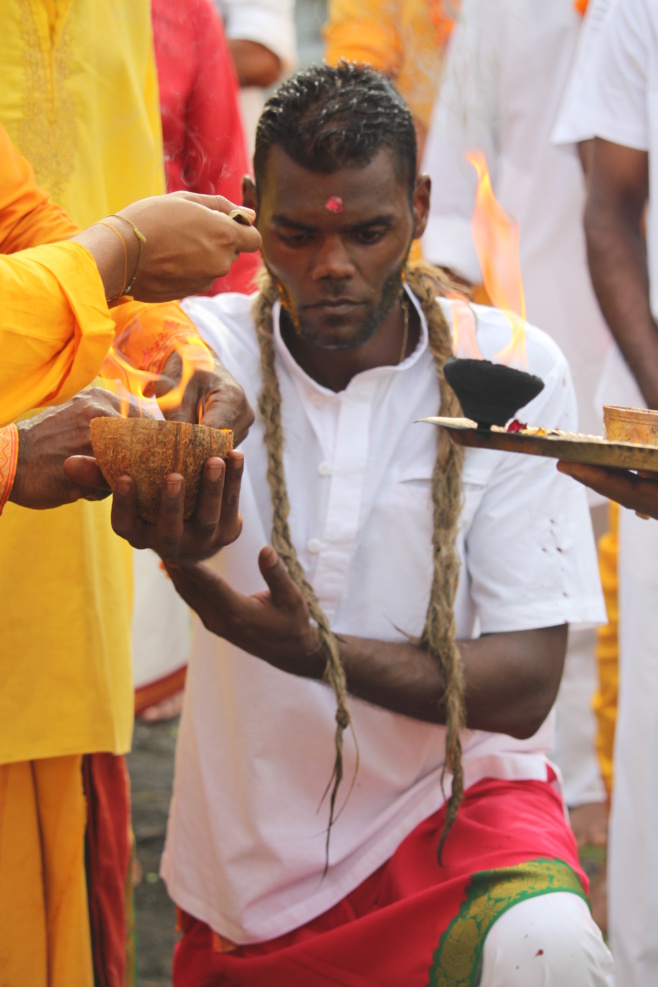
[603,405,658,447]
[90,417,233,523]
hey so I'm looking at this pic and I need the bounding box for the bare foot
[138,690,185,723]
[569,800,609,848]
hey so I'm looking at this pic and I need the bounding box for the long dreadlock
[253,261,466,863]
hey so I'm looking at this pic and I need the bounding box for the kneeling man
[161,63,612,986]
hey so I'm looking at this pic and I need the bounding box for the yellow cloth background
[0,0,164,764]
[324,0,455,132]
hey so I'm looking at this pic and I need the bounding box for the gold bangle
[98,220,128,297]
[110,214,147,295]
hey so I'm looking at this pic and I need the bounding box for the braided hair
[252,262,466,863]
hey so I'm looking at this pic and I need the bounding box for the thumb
[258,546,301,608]
[64,455,111,490]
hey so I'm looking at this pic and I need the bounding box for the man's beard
[272,260,408,352]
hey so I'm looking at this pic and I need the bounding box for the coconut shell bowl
[442,356,545,429]
[90,417,233,523]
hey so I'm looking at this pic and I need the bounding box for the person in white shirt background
[215,0,297,156]
[420,0,613,924]
[554,0,658,982]
[157,62,611,986]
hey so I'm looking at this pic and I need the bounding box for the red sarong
[173,774,588,987]
[83,753,134,987]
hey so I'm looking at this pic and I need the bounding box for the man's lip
[304,299,364,309]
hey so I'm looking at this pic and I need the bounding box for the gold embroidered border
[428,857,588,987]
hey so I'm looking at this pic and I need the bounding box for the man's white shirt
[160,289,604,944]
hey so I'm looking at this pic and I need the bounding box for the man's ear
[412,173,431,239]
[242,175,257,213]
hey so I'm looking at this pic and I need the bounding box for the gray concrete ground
[127,718,180,987]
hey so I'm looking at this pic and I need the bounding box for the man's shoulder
[182,291,259,360]
[437,298,569,376]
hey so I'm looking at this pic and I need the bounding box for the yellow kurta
[0,0,164,764]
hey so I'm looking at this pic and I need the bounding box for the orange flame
[467,150,528,368]
[445,290,483,360]
[100,333,215,421]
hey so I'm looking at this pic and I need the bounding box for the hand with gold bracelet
[73,191,261,303]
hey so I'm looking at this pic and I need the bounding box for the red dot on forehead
[325,196,344,213]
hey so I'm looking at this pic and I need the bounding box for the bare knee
[478,892,612,986]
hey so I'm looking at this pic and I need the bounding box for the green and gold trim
[428,858,588,987]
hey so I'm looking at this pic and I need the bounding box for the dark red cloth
[83,752,132,987]
[172,774,587,987]
[152,0,260,295]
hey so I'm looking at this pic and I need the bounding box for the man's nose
[311,235,355,281]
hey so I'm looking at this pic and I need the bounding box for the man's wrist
[0,424,19,514]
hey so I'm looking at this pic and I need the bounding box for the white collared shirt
[420,0,612,439]
[161,288,604,944]
[553,0,653,410]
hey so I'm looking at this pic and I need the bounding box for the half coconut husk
[90,417,233,523]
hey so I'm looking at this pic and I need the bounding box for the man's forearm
[337,625,567,739]
[585,204,658,404]
[584,140,658,406]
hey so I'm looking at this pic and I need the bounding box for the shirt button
[318,461,333,477]
[307,538,322,554]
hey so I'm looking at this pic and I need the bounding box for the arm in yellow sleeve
[0,243,116,427]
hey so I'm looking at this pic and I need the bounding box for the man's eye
[279,231,314,245]
[352,229,386,244]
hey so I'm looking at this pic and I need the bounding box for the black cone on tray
[443,357,544,429]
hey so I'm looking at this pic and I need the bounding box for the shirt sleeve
[0,242,117,427]
[0,424,18,514]
[457,315,606,634]
[553,0,650,150]
[421,0,500,282]
[219,0,297,70]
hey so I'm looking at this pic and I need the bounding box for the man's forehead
[258,145,406,207]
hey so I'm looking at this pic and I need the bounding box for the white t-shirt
[161,289,605,944]
[214,0,297,158]
[553,0,656,410]
[421,0,612,439]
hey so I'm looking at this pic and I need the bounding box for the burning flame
[101,329,215,422]
[466,150,528,369]
[445,291,482,361]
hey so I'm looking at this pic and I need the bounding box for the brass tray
[420,417,658,474]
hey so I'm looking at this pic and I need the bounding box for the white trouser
[480,892,612,985]
[608,508,658,985]
[132,547,191,691]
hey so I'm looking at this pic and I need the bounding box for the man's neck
[278,294,419,393]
